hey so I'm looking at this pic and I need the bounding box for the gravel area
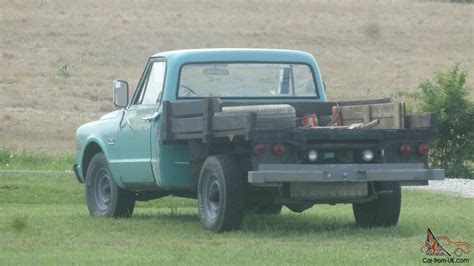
[404,178,474,198]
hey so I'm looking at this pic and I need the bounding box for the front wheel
[352,181,401,227]
[86,153,135,218]
[198,155,245,232]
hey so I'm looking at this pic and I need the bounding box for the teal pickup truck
[73,49,444,232]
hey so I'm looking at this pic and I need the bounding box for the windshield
[178,63,318,98]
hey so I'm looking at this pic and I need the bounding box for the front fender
[76,137,125,188]
[74,136,107,180]
[84,135,111,165]
[74,112,123,187]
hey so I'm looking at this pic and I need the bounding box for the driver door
[115,59,166,186]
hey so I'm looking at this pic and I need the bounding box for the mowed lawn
[0,168,473,265]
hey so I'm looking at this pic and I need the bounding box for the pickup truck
[73,49,444,232]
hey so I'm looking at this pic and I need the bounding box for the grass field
[1,0,473,154]
[1,154,472,265]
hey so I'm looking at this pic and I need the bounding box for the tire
[218,104,296,130]
[86,153,135,218]
[352,181,401,228]
[198,155,245,232]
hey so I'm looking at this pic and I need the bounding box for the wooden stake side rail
[170,114,252,141]
[162,98,254,142]
[162,98,435,142]
[224,98,392,116]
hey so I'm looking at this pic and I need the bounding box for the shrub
[57,63,71,78]
[401,64,473,178]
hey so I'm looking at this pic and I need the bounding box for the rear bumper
[248,163,444,184]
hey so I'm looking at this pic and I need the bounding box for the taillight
[272,143,285,156]
[418,143,429,156]
[399,144,412,155]
[254,144,266,156]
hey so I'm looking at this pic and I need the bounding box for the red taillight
[399,144,412,155]
[418,143,429,156]
[272,143,285,156]
[254,144,266,156]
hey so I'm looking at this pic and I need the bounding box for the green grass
[0,148,73,171]
[1,170,473,265]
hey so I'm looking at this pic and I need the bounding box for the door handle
[142,112,160,121]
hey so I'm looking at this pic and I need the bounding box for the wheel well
[82,142,103,178]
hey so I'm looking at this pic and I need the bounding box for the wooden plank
[291,103,333,116]
[341,104,397,120]
[171,114,249,136]
[223,98,391,117]
[172,132,203,140]
[362,105,371,123]
[213,130,248,138]
[405,113,436,128]
[223,98,391,107]
[393,103,401,129]
[202,98,212,143]
[212,115,248,131]
[171,117,204,133]
[377,118,397,129]
[258,102,334,116]
[340,103,398,120]
[172,130,249,141]
[400,102,406,129]
[340,102,405,129]
[169,98,222,118]
[340,105,365,121]
[370,103,397,118]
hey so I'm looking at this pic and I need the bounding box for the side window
[138,61,166,105]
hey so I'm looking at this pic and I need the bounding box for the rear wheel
[198,155,245,232]
[352,181,401,227]
[86,153,135,218]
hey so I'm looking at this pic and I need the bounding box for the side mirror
[113,80,129,108]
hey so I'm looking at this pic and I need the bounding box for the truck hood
[100,110,122,120]
[75,110,123,141]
